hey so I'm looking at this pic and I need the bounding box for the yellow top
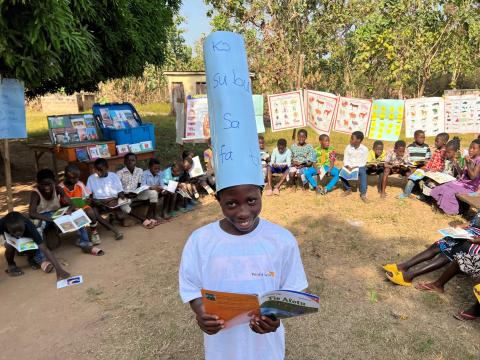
[367,149,386,163]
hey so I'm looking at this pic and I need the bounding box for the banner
[305,90,338,135]
[267,91,306,132]
[404,97,444,138]
[444,95,480,134]
[333,97,372,134]
[252,94,265,133]
[184,97,210,140]
[368,99,404,141]
[0,78,26,139]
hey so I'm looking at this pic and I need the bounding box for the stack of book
[48,114,99,144]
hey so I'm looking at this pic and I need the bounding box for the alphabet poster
[0,78,26,139]
[404,97,445,138]
[184,97,210,140]
[333,97,372,134]
[305,90,338,134]
[267,91,306,132]
[444,95,480,134]
[368,99,404,141]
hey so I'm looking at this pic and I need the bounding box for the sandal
[382,264,398,273]
[5,265,24,277]
[81,246,105,256]
[91,232,101,245]
[142,219,155,229]
[415,282,444,293]
[474,284,480,303]
[385,271,412,287]
[453,310,478,321]
[41,261,54,273]
[114,232,124,240]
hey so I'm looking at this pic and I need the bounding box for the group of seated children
[1,149,215,280]
[259,129,480,211]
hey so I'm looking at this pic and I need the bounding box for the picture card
[305,90,338,134]
[333,97,372,134]
[267,91,306,132]
[404,97,445,137]
[57,275,84,289]
[368,99,404,141]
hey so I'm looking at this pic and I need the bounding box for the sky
[180,0,212,47]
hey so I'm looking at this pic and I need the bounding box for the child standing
[380,140,411,198]
[366,140,386,193]
[341,131,369,202]
[407,130,431,165]
[265,138,291,196]
[289,129,316,186]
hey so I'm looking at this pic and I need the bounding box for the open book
[201,289,319,329]
[53,209,91,233]
[438,227,473,240]
[189,156,205,178]
[339,167,359,181]
[101,198,132,209]
[125,185,150,195]
[4,232,38,252]
[425,172,456,184]
[165,180,178,193]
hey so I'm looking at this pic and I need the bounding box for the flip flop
[41,261,54,273]
[382,263,398,273]
[474,284,480,303]
[142,219,155,229]
[385,271,412,287]
[415,282,444,293]
[28,259,41,270]
[5,266,24,277]
[81,246,105,256]
[453,310,478,321]
[114,232,124,240]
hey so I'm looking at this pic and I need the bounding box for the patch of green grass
[413,335,435,353]
[136,102,170,114]
[26,111,49,137]
[421,292,443,308]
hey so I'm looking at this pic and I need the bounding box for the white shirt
[343,144,368,168]
[179,219,308,360]
[86,172,124,199]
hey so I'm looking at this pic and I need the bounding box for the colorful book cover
[122,110,139,128]
[84,114,95,127]
[47,116,65,129]
[99,108,114,128]
[87,146,101,160]
[129,143,142,153]
[85,127,98,141]
[116,144,130,155]
[97,144,111,158]
[75,148,89,162]
[139,141,153,151]
[77,128,87,141]
[71,117,86,129]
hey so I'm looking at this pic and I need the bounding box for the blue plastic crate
[92,102,156,148]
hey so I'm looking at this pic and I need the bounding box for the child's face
[445,146,457,160]
[350,135,362,148]
[183,160,192,172]
[278,144,286,154]
[125,155,136,170]
[469,142,480,158]
[320,137,330,149]
[434,135,445,149]
[297,133,307,145]
[395,146,406,157]
[150,164,161,176]
[374,145,384,157]
[38,179,54,197]
[6,222,24,239]
[414,133,425,145]
[65,171,80,185]
[217,185,262,234]
[172,165,181,177]
[258,138,265,150]
[95,165,108,178]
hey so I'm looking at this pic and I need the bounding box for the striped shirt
[407,143,431,163]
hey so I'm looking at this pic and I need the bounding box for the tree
[0,0,181,97]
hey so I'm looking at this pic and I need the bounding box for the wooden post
[2,139,13,212]
[292,53,305,140]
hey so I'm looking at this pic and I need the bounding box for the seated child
[117,153,161,223]
[2,211,70,279]
[341,131,369,202]
[203,138,216,187]
[431,139,480,215]
[407,130,431,165]
[87,158,155,229]
[60,164,121,247]
[265,138,291,196]
[259,135,270,181]
[141,158,171,221]
[304,134,340,195]
[29,169,95,257]
[161,160,184,217]
[366,140,386,192]
[380,140,411,198]
[181,150,215,196]
[289,129,315,186]
[398,132,449,199]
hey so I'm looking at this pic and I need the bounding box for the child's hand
[249,315,280,334]
[196,313,225,335]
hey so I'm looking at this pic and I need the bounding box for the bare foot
[415,282,445,293]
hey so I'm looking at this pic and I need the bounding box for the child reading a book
[379,140,411,198]
[265,138,291,196]
[29,169,95,258]
[141,158,171,221]
[398,132,449,199]
[162,160,183,217]
[341,131,369,202]
[431,139,480,215]
[407,130,431,165]
[2,211,70,279]
[366,140,386,193]
[289,129,316,187]
[259,135,270,181]
[181,150,215,196]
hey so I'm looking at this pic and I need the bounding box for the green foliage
[0,0,181,97]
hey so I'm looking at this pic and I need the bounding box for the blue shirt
[141,169,163,187]
[161,167,180,186]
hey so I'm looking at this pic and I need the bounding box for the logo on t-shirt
[251,271,275,278]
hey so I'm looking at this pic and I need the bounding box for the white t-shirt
[343,144,368,168]
[86,172,123,199]
[179,219,308,360]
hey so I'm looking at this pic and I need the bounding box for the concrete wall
[40,93,96,114]
[166,74,207,103]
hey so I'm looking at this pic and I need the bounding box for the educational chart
[333,97,372,134]
[252,94,265,133]
[0,78,27,139]
[267,91,306,132]
[368,99,404,141]
[444,95,480,134]
[305,90,338,134]
[184,97,210,140]
[404,97,445,138]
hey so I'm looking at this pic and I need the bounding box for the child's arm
[38,242,71,280]
[56,186,76,214]
[189,297,225,335]
[28,192,52,222]
[465,157,480,179]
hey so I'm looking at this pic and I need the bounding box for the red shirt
[425,147,446,172]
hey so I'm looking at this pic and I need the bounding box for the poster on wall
[333,97,372,134]
[267,91,306,132]
[184,97,210,140]
[404,97,445,138]
[444,95,480,134]
[305,90,338,135]
[368,99,404,141]
[0,78,26,139]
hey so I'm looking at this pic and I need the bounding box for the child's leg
[380,167,392,197]
[403,179,416,196]
[359,166,367,196]
[401,254,450,282]
[92,207,122,238]
[304,167,318,189]
[4,243,24,275]
[266,166,273,190]
[325,166,340,192]
[275,168,289,189]
[416,261,460,292]
[397,243,442,271]
[376,169,384,193]
[340,177,351,192]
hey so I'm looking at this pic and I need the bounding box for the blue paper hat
[203,31,264,192]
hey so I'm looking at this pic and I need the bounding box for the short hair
[394,140,406,149]
[123,152,136,161]
[413,130,425,137]
[36,168,55,183]
[183,157,194,166]
[298,129,308,137]
[352,131,364,141]
[472,139,480,146]
[148,158,160,167]
[373,140,384,148]
[277,138,287,147]
[258,135,265,141]
[319,134,329,141]
[437,132,449,143]
[181,149,194,160]
[446,137,461,151]
[93,158,108,168]
[4,211,25,231]
[64,164,80,175]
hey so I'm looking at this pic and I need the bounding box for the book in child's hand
[102,198,131,209]
[177,188,192,199]
[52,207,69,219]
[201,289,319,329]
[165,180,178,193]
[189,156,205,178]
[425,171,456,184]
[409,169,426,181]
[318,166,326,180]
[53,209,91,233]
[4,232,38,252]
[126,185,150,195]
[70,197,88,208]
[339,167,359,181]
[438,227,473,240]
